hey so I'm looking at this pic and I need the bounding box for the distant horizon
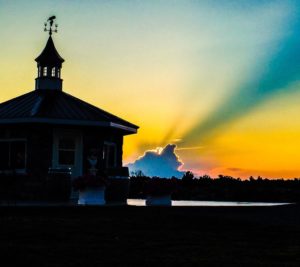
[128,167,300,180]
[1,0,300,179]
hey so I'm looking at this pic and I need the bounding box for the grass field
[0,204,299,266]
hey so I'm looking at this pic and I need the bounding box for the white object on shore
[78,187,105,205]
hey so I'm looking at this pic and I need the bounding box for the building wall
[0,124,126,178]
[0,124,128,201]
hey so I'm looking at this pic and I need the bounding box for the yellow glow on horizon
[176,89,300,178]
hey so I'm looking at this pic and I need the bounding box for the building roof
[0,90,138,134]
[35,36,64,65]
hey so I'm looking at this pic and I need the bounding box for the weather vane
[44,16,58,35]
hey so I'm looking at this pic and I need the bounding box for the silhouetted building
[0,25,138,200]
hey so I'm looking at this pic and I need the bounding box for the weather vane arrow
[44,16,58,35]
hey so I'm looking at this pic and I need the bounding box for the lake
[127,199,291,206]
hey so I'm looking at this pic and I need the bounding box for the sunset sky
[1,0,300,178]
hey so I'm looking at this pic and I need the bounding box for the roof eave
[0,118,138,134]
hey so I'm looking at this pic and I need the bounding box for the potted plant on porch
[72,173,108,205]
[144,177,178,206]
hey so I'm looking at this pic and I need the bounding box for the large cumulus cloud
[127,144,183,178]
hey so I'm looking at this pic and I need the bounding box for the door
[52,130,83,178]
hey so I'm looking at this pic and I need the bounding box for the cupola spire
[35,16,64,91]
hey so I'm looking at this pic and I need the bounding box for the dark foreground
[0,204,300,266]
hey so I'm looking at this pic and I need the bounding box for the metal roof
[0,90,138,133]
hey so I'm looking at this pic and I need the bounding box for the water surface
[127,199,291,207]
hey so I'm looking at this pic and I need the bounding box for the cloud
[127,144,183,178]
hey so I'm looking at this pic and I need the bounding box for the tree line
[129,171,300,202]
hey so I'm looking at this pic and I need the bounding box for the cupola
[35,16,64,91]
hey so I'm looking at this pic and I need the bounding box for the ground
[0,204,299,266]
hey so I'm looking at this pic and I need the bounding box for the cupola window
[43,67,48,76]
[51,67,56,77]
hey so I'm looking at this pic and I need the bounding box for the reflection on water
[127,199,291,207]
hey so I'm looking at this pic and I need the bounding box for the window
[58,138,75,165]
[38,67,41,77]
[57,69,60,78]
[51,67,56,77]
[103,142,116,168]
[11,142,26,169]
[0,140,26,171]
[43,67,47,76]
[0,142,9,169]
